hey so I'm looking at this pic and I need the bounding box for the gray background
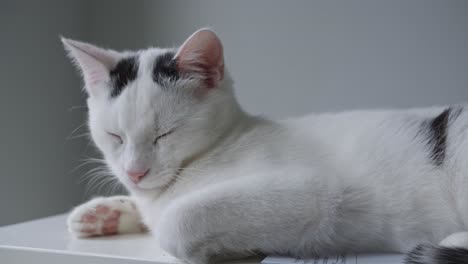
[1,0,467,226]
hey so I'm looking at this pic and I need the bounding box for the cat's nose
[127,169,149,183]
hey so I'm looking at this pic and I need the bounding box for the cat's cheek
[154,143,177,171]
[102,154,127,186]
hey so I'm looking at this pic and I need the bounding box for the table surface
[0,214,261,264]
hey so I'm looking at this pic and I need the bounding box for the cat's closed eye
[153,130,175,145]
[107,132,123,144]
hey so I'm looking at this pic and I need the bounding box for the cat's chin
[125,183,162,196]
[127,183,161,192]
[127,175,177,194]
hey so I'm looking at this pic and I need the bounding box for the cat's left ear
[175,28,224,88]
[61,38,119,96]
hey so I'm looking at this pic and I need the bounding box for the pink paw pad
[139,223,149,232]
[80,205,122,236]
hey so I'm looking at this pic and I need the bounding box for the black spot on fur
[110,56,138,98]
[405,244,468,264]
[152,51,179,86]
[427,108,451,166]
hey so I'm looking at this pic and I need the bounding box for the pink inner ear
[78,54,111,86]
[175,29,224,88]
[62,38,119,94]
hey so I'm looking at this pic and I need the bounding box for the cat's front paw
[67,196,146,238]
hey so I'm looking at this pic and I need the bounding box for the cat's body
[138,106,468,258]
[63,29,468,264]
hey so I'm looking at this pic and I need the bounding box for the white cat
[63,29,468,264]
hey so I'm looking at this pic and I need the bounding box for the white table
[0,214,262,264]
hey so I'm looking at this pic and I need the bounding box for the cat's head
[63,29,239,194]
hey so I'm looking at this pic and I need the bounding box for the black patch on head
[405,244,468,264]
[109,56,138,98]
[152,51,179,86]
[420,107,462,166]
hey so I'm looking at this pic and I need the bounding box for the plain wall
[93,0,468,118]
[0,1,92,226]
[2,0,468,226]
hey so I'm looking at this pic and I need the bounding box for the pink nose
[127,169,149,183]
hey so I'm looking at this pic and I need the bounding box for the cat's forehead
[109,47,178,99]
[139,47,178,74]
[106,48,185,130]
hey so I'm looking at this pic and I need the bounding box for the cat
[63,28,468,264]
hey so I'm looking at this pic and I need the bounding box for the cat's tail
[405,244,468,264]
[405,233,468,264]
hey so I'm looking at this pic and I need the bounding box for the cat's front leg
[155,178,304,264]
[156,200,213,264]
[67,196,146,237]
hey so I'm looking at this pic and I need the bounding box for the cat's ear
[61,38,119,96]
[175,28,224,88]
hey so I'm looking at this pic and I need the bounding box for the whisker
[69,157,107,175]
[67,132,91,141]
[96,177,117,195]
[66,122,88,141]
[68,105,87,111]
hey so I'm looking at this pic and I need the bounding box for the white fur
[64,29,468,263]
[439,232,468,248]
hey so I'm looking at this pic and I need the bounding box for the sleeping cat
[63,28,468,264]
